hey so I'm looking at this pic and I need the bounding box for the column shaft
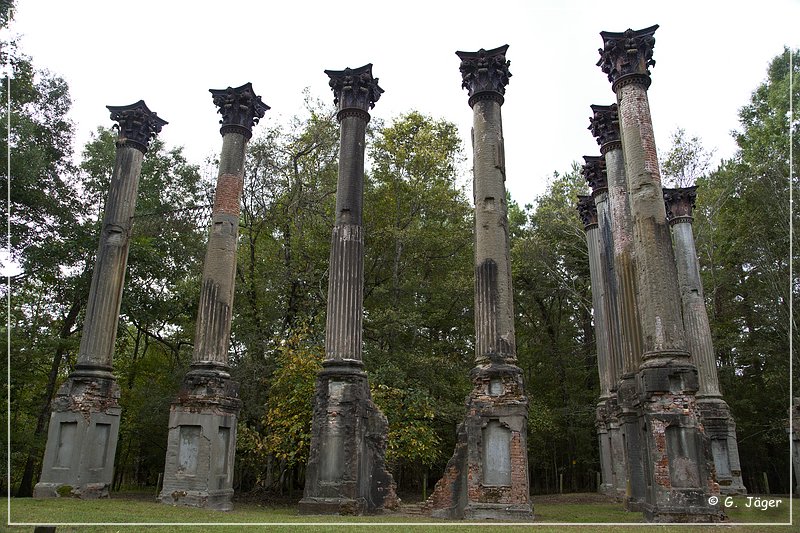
[193,132,246,367]
[598,25,722,522]
[35,101,166,499]
[427,45,531,521]
[473,98,515,364]
[300,65,396,515]
[160,83,266,511]
[77,146,143,372]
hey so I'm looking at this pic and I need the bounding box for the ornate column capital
[583,155,608,196]
[577,195,598,230]
[663,186,697,225]
[456,45,511,107]
[106,100,167,154]
[324,64,384,122]
[596,25,658,92]
[209,82,269,140]
[589,104,621,153]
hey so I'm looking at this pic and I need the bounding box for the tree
[693,48,798,494]
[363,111,473,491]
[660,127,716,187]
[511,165,598,492]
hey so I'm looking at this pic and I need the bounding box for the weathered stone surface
[161,86,264,510]
[159,371,240,511]
[36,104,163,499]
[301,65,395,515]
[427,46,531,521]
[300,363,397,514]
[664,186,746,495]
[590,104,647,509]
[599,28,723,522]
[34,375,121,499]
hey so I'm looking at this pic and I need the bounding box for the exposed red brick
[213,174,243,216]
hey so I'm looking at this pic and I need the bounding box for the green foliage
[692,48,798,493]
[512,165,598,491]
[660,127,716,187]
[371,384,441,468]
[262,326,323,467]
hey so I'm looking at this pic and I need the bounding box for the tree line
[3,28,796,498]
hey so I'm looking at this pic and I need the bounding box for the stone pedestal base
[299,360,398,515]
[617,374,646,512]
[158,367,240,511]
[638,363,724,523]
[34,370,121,499]
[642,489,724,522]
[596,397,626,500]
[697,398,746,495]
[426,363,532,520]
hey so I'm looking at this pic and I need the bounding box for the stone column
[664,187,746,495]
[597,26,723,522]
[426,45,532,521]
[299,64,397,516]
[589,103,646,510]
[581,157,626,500]
[576,194,615,498]
[34,101,167,499]
[159,83,267,511]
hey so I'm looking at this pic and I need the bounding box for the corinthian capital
[582,155,608,194]
[325,63,383,120]
[663,186,697,224]
[209,82,270,139]
[597,25,658,91]
[577,195,598,229]
[456,45,511,107]
[588,104,620,150]
[106,100,167,154]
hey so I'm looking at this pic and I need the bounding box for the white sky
[9,0,800,208]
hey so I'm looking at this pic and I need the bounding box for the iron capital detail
[209,82,269,140]
[106,100,167,154]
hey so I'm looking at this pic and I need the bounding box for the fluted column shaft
[669,217,721,396]
[325,112,368,363]
[604,145,642,375]
[578,196,612,397]
[193,132,246,368]
[616,81,688,360]
[76,145,143,375]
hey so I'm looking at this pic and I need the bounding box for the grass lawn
[4,492,797,532]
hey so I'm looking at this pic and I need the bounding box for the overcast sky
[8,0,799,208]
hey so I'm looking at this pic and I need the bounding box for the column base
[159,368,240,511]
[426,362,532,520]
[298,496,367,515]
[301,360,398,515]
[34,372,121,500]
[696,397,747,495]
[643,495,725,523]
[159,488,234,511]
[638,362,724,523]
[463,502,533,520]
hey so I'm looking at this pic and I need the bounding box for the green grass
[4,493,797,532]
